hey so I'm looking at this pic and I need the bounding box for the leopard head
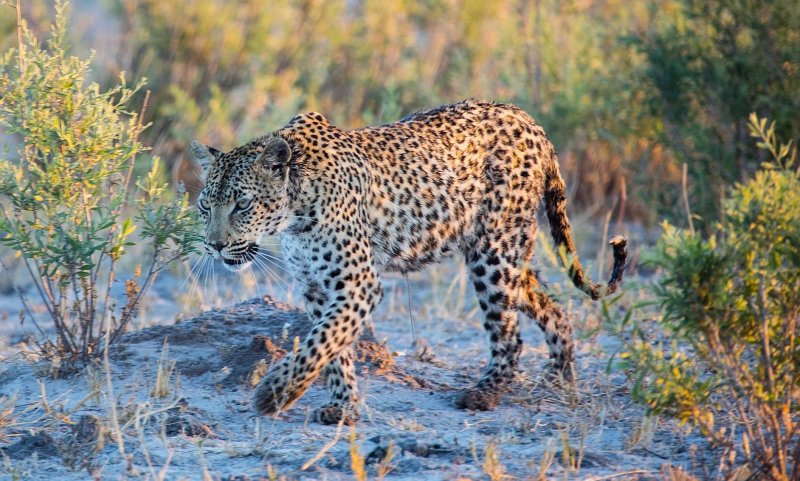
[190,136,293,270]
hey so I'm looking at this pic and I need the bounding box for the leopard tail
[543,154,627,300]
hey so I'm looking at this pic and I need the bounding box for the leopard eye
[234,197,253,212]
[197,198,210,212]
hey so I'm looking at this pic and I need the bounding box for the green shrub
[611,115,799,480]
[0,2,199,364]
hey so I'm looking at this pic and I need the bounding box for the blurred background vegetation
[3,0,799,226]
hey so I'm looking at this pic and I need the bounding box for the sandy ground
[0,235,713,480]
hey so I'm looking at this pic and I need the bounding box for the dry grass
[529,438,558,480]
[149,339,177,399]
[349,428,368,481]
[0,396,16,444]
[374,440,396,481]
[481,439,507,481]
[624,415,658,451]
[661,465,701,481]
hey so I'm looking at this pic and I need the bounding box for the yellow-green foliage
[0,2,200,362]
[615,115,799,480]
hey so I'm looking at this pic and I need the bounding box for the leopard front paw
[252,361,307,414]
[252,369,290,415]
[253,355,316,415]
[313,404,359,425]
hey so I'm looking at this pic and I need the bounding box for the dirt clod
[1,432,59,460]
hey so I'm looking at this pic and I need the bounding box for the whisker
[253,244,285,259]
[190,255,208,310]
[191,255,209,296]
[254,257,296,299]
[250,260,274,296]
[250,259,290,299]
[253,250,287,265]
[248,264,262,299]
[213,262,222,304]
[256,241,283,252]
[179,254,206,292]
[256,249,284,261]
[251,256,285,286]
[253,251,298,279]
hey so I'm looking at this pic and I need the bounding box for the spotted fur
[191,99,627,423]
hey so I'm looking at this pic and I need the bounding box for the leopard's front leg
[296,281,360,423]
[253,242,381,420]
[252,342,363,423]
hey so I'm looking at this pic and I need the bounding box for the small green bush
[611,114,799,480]
[0,2,199,364]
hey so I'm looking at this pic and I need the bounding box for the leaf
[121,218,137,238]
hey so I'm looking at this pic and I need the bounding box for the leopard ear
[190,141,222,179]
[254,137,292,174]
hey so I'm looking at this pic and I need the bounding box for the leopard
[190,99,627,425]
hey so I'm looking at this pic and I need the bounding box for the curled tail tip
[590,234,628,301]
[609,235,628,265]
[609,235,627,247]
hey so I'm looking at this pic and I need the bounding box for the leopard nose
[208,241,225,253]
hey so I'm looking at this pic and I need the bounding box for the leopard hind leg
[519,269,576,381]
[455,245,524,410]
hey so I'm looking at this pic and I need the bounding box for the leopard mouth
[222,243,259,268]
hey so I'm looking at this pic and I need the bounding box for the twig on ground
[299,419,345,471]
[586,470,649,480]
